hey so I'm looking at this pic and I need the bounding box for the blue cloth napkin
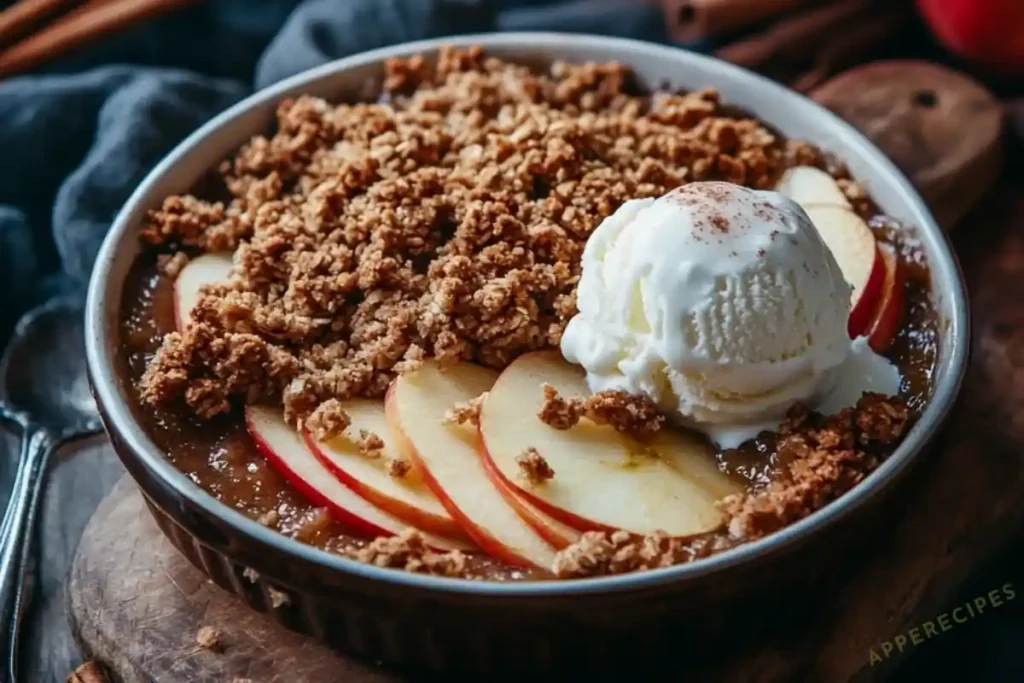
[0,0,1015,679]
[0,0,675,340]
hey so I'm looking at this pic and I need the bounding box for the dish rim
[85,32,970,597]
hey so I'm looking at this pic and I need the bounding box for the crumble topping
[720,393,910,541]
[551,393,910,578]
[157,250,190,278]
[139,46,789,425]
[348,528,469,577]
[516,446,555,485]
[304,398,351,440]
[539,384,664,438]
[355,429,385,458]
[444,392,486,426]
[385,455,412,479]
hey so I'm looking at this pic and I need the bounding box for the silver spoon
[0,299,101,682]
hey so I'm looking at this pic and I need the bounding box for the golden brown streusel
[157,251,190,278]
[719,393,911,541]
[538,383,585,430]
[355,429,385,458]
[516,446,555,485]
[385,455,412,479]
[349,528,469,577]
[304,398,351,439]
[444,392,486,426]
[539,384,663,438]
[139,46,789,422]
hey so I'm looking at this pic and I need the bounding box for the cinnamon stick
[664,0,812,42]
[716,0,880,71]
[790,4,912,92]
[0,0,76,46]
[0,0,201,78]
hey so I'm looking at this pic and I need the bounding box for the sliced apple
[303,400,467,541]
[173,252,233,329]
[803,204,885,337]
[866,244,906,353]
[245,405,472,552]
[480,351,740,538]
[777,165,852,209]
[386,361,557,569]
[478,451,580,549]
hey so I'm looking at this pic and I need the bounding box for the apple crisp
[118,45,940,584]
[139,46,795,426]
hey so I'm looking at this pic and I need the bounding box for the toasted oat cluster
[550,392,911,578]
[348,528,468,577]
[539,384,664,438]
[138,46,803,427]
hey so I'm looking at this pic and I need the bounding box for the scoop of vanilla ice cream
[561,181,856,446]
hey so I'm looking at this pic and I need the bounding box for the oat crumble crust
[385,455,412,479]
[444,392,486,426]
[355,429,385,458]
[539,383,664,438]
[138,46,803,425]
[551,393,910,578]
[516,446,555,485]
[349,527,469,577]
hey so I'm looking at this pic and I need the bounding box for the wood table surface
[1,172,1020,682]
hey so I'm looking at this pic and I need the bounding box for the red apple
[918,0,1024,72]
[245,405,472,551]
[477,449,580,549]
[479,351,740,538]
[303,399,468,542]
[802,205,885,338]
[172,252,233,329]
[866,244,906,353]
[777,167,885,337]
[386,361,557,570]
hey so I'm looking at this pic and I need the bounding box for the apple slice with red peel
[866,244,906,353]
[802,205,886,337]
[777,166,853,209]
[478,451,580,549]
[386,361,557,569]
[173,252,233,330]
[479,351,740,538]
[303,400,468,541]
[246,405,473,551]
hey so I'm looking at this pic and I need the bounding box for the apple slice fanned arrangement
[173,255,741,570]
[777,166,906,352]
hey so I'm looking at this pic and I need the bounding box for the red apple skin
[918,0,1024,72]
[847,246,886,338]
[477,434,614,535]
[302,431,470,542]
[247,414,392,539]
[867,245,906,353]
[477,446,579,550]
[384,386,541,569]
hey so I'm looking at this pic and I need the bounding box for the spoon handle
[0,425,55,683]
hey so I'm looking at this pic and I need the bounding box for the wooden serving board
[62,64,1022,683]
